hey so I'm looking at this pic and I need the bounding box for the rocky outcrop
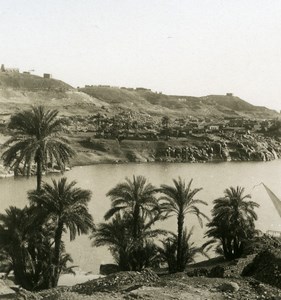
[155,137,281,163]
[242,250,281,289]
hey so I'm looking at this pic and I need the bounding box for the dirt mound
[242,249,281,289]
[71,269,159,295]
[186,254,257,279]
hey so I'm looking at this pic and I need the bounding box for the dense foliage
[204,186,259,260]
[28,177,94,286]
[100,176,164,271]
[157,227,207,273]
[0,206,74,290]
[0,178,94,290]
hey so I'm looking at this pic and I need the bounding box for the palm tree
[104,176,163,270]
[0,205,53,290]
[205,186,259,260]
[159,177,208,271]
[161,116,170,129]
[105,175,159,240]
[28,177,95,287]
[92,212,166,271]
[92,213,132,271]
[1,106,75,191]
[0,206,32,289]
[158,227,207,273]
[161,116,170,140]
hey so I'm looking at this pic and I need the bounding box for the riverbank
[0,131,280,176]
[69,132,281,166]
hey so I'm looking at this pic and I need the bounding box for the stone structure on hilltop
[0,64,19,73]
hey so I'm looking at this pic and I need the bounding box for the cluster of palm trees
[92,176,208,273]
[0,179,94,290]
[0,106,94,290]
[204,186,259,260]
[92,176,260,274]
[0,106,260,291]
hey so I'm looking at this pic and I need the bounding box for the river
[1,161,281,274]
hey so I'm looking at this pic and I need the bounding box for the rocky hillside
[0,72,278,119]
[0,73,109,116]
[79,86,278,119]
[68,133,281,166]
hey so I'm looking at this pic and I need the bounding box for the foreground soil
[34,274,281,300]
[3,251,281,300]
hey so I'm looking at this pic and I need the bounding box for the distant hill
[0,72,278,119]
[0,72,109,116]
[0,72,72,91]
[79,86,278,119]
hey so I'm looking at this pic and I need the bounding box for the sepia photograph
[0,1,281,299]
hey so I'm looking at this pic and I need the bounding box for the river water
[1,161,281,273]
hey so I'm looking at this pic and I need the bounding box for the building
[135,87,151,92]
[43,73,52,79]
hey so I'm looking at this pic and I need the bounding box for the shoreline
[70,155,281,167]
[0,157,280,179]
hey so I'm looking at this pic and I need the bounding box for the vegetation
[92,212,165,271]
[92,213,132,271]
[161,116,170,139]
[101,176,163,271]
[1,106,75,191]
[157,227,207,273]
[104,175,160,239]
[0,105,264,291]
[159,178,208,272]
[204,186,259,260]
[0,173,260,289]
[28,177,94,286]
[0,206,73,290]
[0,106,92,290]
[0,176,94,290]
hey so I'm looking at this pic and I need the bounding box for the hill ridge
[0,72,278,119]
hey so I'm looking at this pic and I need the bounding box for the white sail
[262,183,281,219]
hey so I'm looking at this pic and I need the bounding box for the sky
[0,0,280,111]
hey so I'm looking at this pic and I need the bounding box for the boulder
[218,281,239,292]
[208,266,225,278]
[0,280,16,299]
[99,264,119,275]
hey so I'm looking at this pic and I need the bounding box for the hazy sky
[1,0,280,111]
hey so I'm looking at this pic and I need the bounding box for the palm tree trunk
[36,153,42,192]
[177,213,184,272]
[13,250,32,290]
[132,205,140,240]
[131,206,141,271]
[53,221,63,287]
